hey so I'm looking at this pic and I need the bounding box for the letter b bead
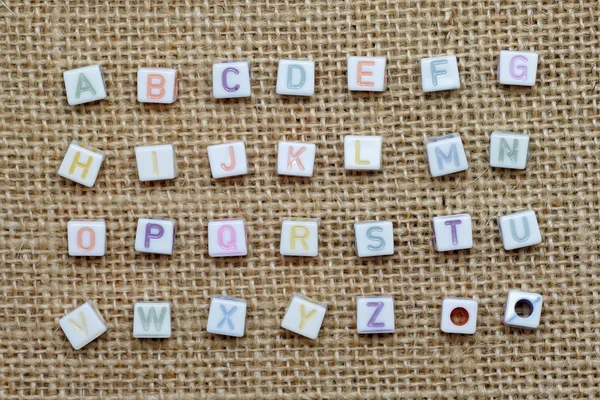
[498,50,538,87]
[432,214,473,252]
[137,68,178,103]
[208,218,248,257]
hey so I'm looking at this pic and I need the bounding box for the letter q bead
[137,68,178,104]
[135,144,178,181]
[58,141,106,187]
[59,300,108,350]
[213,61,251,99]
[354,221,394,257]
[425,134,468,177]
[504,290,543,329]
[498,50,538,87]
[440,297,478,335]
[207,141,249,179]
[356,296,395,334]
[277,141,316,177]
[347,56,387,92]
[67,219,106,256]
[134,217,177,255]
[281,293,327,339]
[276,59,315,96]
[208,218,248,257]
[432,214,473,252]
[63,65,107,106]
[497,210,542,251]
[420,55,460,92]
[206,296,247,337]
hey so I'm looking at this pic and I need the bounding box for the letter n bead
[135,144,178,181]
[206,296,247,337]
[277,141,317,177]
[276,59,315,96]
[281,293,327,339]
[420,55,460,92]
[134,217,177,255]
[280,219,319,257]
[432,214,473,252]
[497,210,542,250]
[207,141,249,179]
[67,219,107,256]
[208,218,248,257]
[59,300,108,350]
[63,65,107,106]
[58,141,106,187]
[133,301,171,338]
[503,290,543,329]
[356,296,395,334]
[497,50,539,87]
[489,131,530,170]
[137,68,178,104]
[354,221,394,257]
[440,297,478,335]
[212,61,252,99]
[424,133,468,177]
[347,56,387,92]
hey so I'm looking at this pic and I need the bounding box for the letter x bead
[432,214,473,252]
[497,210,542,250]
[424,133,468,177]
[58,141,106,187]
[280,293,327,339]
[134,217,177,255]
[206,296,247,337]
[356,296,395,334]
[63,65,107,106]
[59,300,108,350]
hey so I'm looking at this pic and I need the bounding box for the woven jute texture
[2,1,600,399]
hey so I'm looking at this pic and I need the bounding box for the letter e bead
[67,219,107,256]
[497,50,538,87]
[497,210,542,250]
[420,55,460,92]
[137,68,178,104]
[208,218,248,257]
[58,141,106,187]
[206,296,247,337]
[425,133,468,177]
[63,65,107,106]
[432,214,473,252]
[59,300,108,350]
[354,221,394,257]
[134,217,177,255]
[281,293,327,339]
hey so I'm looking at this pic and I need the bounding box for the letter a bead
[137,68,178,103]
[135,144,178,181]
[207,141,249,179]
[67,219,107,256]
[503,290,543,329]
[497,210,542,250]
[356,296,395,334]
[58,141,106,187]
[280,219,318,257]
[133,301,171,338]
[281,293,327,339]
[206,296,247,337]
[497,50,538,87]
[425,133,468,177]
[440,297,478,335]
[420,55,460,92]
[354,221,394,257]
[347,56,387,92]
[59,300,108,350]
[63,65,107,106]
[276,59,315,96]
[212,61,251,99]
[277,141,317,177]
[344,135,383,170]
[134,217,177,255]
[208,218,248,257]
[489,131,530,170]
[432,214,473,252]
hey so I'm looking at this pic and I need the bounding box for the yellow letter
[298,304,317,330]
[355,141,370,165]
[68,311,89,336]
[290,225,309,250]
[152,151,159,176]
[68,151,94,179]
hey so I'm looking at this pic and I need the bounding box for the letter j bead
[432,214,473,251]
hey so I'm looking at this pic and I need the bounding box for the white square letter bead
[58,141,106,187]
[503,290,543,329]
[133,301,171,338]
[354,221,394,257]
[63,65,107,106]
[280,219,318,257]
[134,217,177,255]
[497,210,542,251]
[213,61,251,99]
[432,214,473,252]
[277,141,316,177]
[135,144,178,181]
[59,300,107,350]
[281,293,327,339]
[67,220,107,256]
[347,56,387,92]
[425,134,468,177]
[420,55,460,92]
[356,296,394,334]
[207,141,249,179]
[206,296,247,337]
[440,297,478,335]
[498,50,538,87]
[208,219,248,257]
[137,68,178,104]
[344,135,382,170]
[276,59,315,96]
[489,131,530,170]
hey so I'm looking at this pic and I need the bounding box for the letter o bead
[134,217,177,255]
[498,50,538,87]
[63,65,107,106]
[354,221,394,257]
[67,219,107,256]
[432,214,473,252]
[206,296,247,337]
[207,218,248,257]
[497,210,542,250]
[137,68,178,104]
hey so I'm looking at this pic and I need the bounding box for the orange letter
[147,74,166,99]
[77,227,96,252]
[287,146,306,171]
[357,61,375,87]
[220,146,237,171]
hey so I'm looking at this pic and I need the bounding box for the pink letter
[217,225,237,250]
[220,146,236,171]
[144,223,164,248]
[287,146,306,171]
[509,56,528,81]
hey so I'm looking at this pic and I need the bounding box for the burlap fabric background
[2,1,600,399]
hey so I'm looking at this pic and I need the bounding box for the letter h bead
[134,217,177,255]
[497,50,538,87]
[58,141,106,187]
[207,218,248,257]
[137,68,178,103]
[432,214,473,252]
[206,296,247,337]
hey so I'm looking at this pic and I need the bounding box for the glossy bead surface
[207,141,249,179]
[276,59,315,96]
[425,134,468,177]
[277,141,316,177]
[440,297,478,335]
[344,135,382,171]
[206,296,247,337]
[280,293,327,339]
[135,144,178,181]
[489,131,530,170]
[58,141,106,187]
[503,290,543,329]
[133,301,171,338]
[59,300,108,350]
[498,210,542,250]
[63,65,107,106]
[137,68,178,103]
[354,221,394,257]
[67,219,107,256]
[208,219,248,257]
[356,296,395,334]
[212,61,251,98]
[280,219,318,257]
[432,214,473,252]
[498,50,538,86]
[347,56,387,92]
[134,217,177,255]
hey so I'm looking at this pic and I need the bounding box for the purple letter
[444,220,462,246]
[222,67,240,92]
[509,56,528,81]
[144,223,164,248]
[367,302,385,328]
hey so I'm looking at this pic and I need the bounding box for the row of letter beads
[63,51,539,105]
[58,131,529,187]
[67,210,541,257]
[60,290,544,349]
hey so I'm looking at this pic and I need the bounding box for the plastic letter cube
[137,68,178,104]
[59,300,107,350]
[63,65,107,106]
[356,296,395,334]
[67,219,107,256]
[440,297,478,335]
[208,218,248,257]
[277,141,316,177]
[58,141,106,187]
[432,214,473,252]
[503,290,543,329]
[425,134,468,177]
[497,210,542,250]
[420,55,460,92]
[207,141,248,179]
[135,144,178,181]
[344,135,382,170]
[347,56,387,92]
[133,301,171,338]
[276,59,315,96]
[213,61,251,99]
[489,131,530,170]
[134,217,177,255]
[281,293,326,339]
[498,50,538,87]
[354,221,394,257]
[206,296,247,337]
[280,219,318,257]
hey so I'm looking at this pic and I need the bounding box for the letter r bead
[432,214,473,251]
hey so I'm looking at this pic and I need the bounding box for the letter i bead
[207,218,248,257]
[63,65,107,106]
[354,221,394,257]
[137,68,178,104]
[432,214,473,251]
[134,217,177,255]
[206,296,247,337]
[133,301,171,338]
[356,296,395,334]
[497,50,538,87]
[497,210,542,250]
[59,300,108,350]
[135,144,178,181]
[280,293,327,339]
[58,141,106,187]
[424,133,468,177]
